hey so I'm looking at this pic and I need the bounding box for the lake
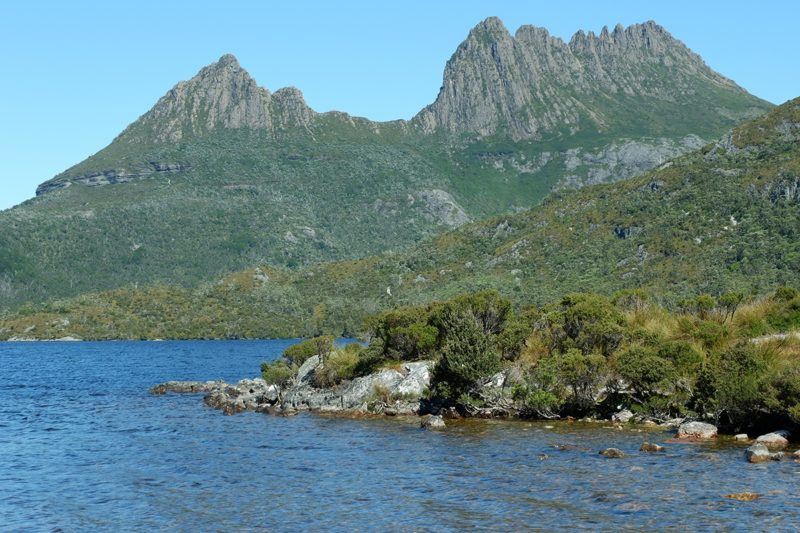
[1,340,799,530]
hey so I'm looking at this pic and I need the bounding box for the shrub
[544,349,607,411]
[313,348,360,388]
[657,340,704,376]
[367,305,437,361]
[283,335,334,366]
[542,293,625,356]
[446,290,512,335]
[774,286,799,302]
[693,343,772,431]
[496,307,539,360]
[261,360,295,386]
[718,291,744,322]
[765,296,800,332]
[430,308,501,403]
[615,345,678,402]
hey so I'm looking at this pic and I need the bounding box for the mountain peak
[216,53,240,67]
[117,55,314,143]
[414,18,764,139]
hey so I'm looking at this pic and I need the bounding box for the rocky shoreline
[151,356,800,462]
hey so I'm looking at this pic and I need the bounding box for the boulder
[639,442,665,453]
[745,443,784,463]
[393,361,433,397]
[676,421,718,440]
[755,430,790,449]
[599,448,625,458]
[421,415,446,430]
[294,355,321,384]
[612,409,634,423]
[659,417,685,429]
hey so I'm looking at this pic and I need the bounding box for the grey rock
[734,433,750,442]
[755,430,790,449]
[745,443,784,464]
[599,448,625,458]
[421,415,446,430]
[149,380,224,395]
[415,189,470,227]
[676,421,718,440]
[611,409,634,423]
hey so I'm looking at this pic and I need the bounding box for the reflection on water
[1,340,799,530]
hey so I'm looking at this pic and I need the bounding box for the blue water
[2,340,800,531]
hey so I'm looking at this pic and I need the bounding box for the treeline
[263,286,800,433]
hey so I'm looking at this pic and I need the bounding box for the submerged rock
[676,421,718,440]
[421,415,446,430]
[599,448,625,458]
[149,380,223,395]
[640,443,665,453]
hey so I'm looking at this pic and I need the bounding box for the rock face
[676,421,718,440]
[152,360,434,417]
[126,54,315,143]
[413,18,762,140]
[755,430,791,449]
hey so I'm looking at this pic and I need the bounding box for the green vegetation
[261,335,337,386]
[1,99,796,341]
[0,38,771,312]
[267,286,800,433]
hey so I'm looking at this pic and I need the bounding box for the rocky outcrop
[36,162,189,195]
[676,421,718,440]
[124,54,316,143]
[152,360,434,417]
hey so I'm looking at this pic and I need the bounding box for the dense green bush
[693,343,773,431]
[283,335,334,366]
[261,360,295,386]
[430,308,501,404]
[367,305,437,361]
[541,293,625,356]
[313,347,360,388]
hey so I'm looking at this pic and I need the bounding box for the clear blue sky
[1,0,797,210]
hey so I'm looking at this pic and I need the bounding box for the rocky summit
[414,18,762,140]
[0,18,772,311]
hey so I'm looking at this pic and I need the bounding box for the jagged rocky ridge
[413,18,762,140]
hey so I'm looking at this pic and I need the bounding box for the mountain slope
[2,97,796,340]
[0,19,771,310]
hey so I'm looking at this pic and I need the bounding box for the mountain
[414,18,759,140]
[0,18,771,310]
[3,96,796,340]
